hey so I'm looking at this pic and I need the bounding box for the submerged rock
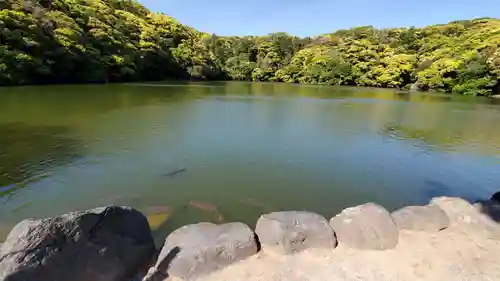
[255,211,336,254]
[144,222,257,281]
[0,206,155,281]
[184,201,226,223]
[144,205,174,231]
[392,205,450,232]
[330,203,399,250]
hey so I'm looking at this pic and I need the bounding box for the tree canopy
[1,1,499,96]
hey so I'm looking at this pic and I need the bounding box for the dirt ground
[200,198,500,281]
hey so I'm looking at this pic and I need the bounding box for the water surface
[1,82,500,241]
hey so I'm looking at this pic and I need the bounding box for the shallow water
[1,82,499,240]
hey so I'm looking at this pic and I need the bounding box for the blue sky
[140,0,499,36]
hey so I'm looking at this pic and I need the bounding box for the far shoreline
[2,81,497,102]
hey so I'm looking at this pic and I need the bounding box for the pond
[1,82,500,242]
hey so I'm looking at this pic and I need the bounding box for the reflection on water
[382,124,461,152]
[0,123,82,197]
[0,82,499,240]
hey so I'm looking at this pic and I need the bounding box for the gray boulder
[391,205,450,232]
[0,206,155,281]
[255,211,336,254]
[144,222,258,281]
[330,203,399,250]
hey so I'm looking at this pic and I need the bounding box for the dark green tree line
[1,0,499,96]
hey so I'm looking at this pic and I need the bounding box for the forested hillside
[1,0,500,96]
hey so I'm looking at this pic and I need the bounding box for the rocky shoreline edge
[1,194,499,281]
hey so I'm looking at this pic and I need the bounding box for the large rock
[255,211,336,254]
[432,197,500,240]
[391,205,450,232]
[330,203,399,250]
[0,206,155,281]
[144,222,258,281]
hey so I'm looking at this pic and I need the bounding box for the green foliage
[0,0,212,84]
[275,46,352,85]
[252,68,274,82]
[0,1,499,96]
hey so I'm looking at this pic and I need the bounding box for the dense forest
[1,0,500,96]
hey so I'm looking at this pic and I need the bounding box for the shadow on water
[0,122,82,197]
[422,180,481,203]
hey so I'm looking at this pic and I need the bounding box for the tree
[0,0,499,97]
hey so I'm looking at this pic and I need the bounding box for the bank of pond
[1,192,500,281]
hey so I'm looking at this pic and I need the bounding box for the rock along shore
[1,193,500,281]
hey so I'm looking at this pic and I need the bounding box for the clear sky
[140,0,499,36]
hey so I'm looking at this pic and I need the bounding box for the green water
[1,82,500,241]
